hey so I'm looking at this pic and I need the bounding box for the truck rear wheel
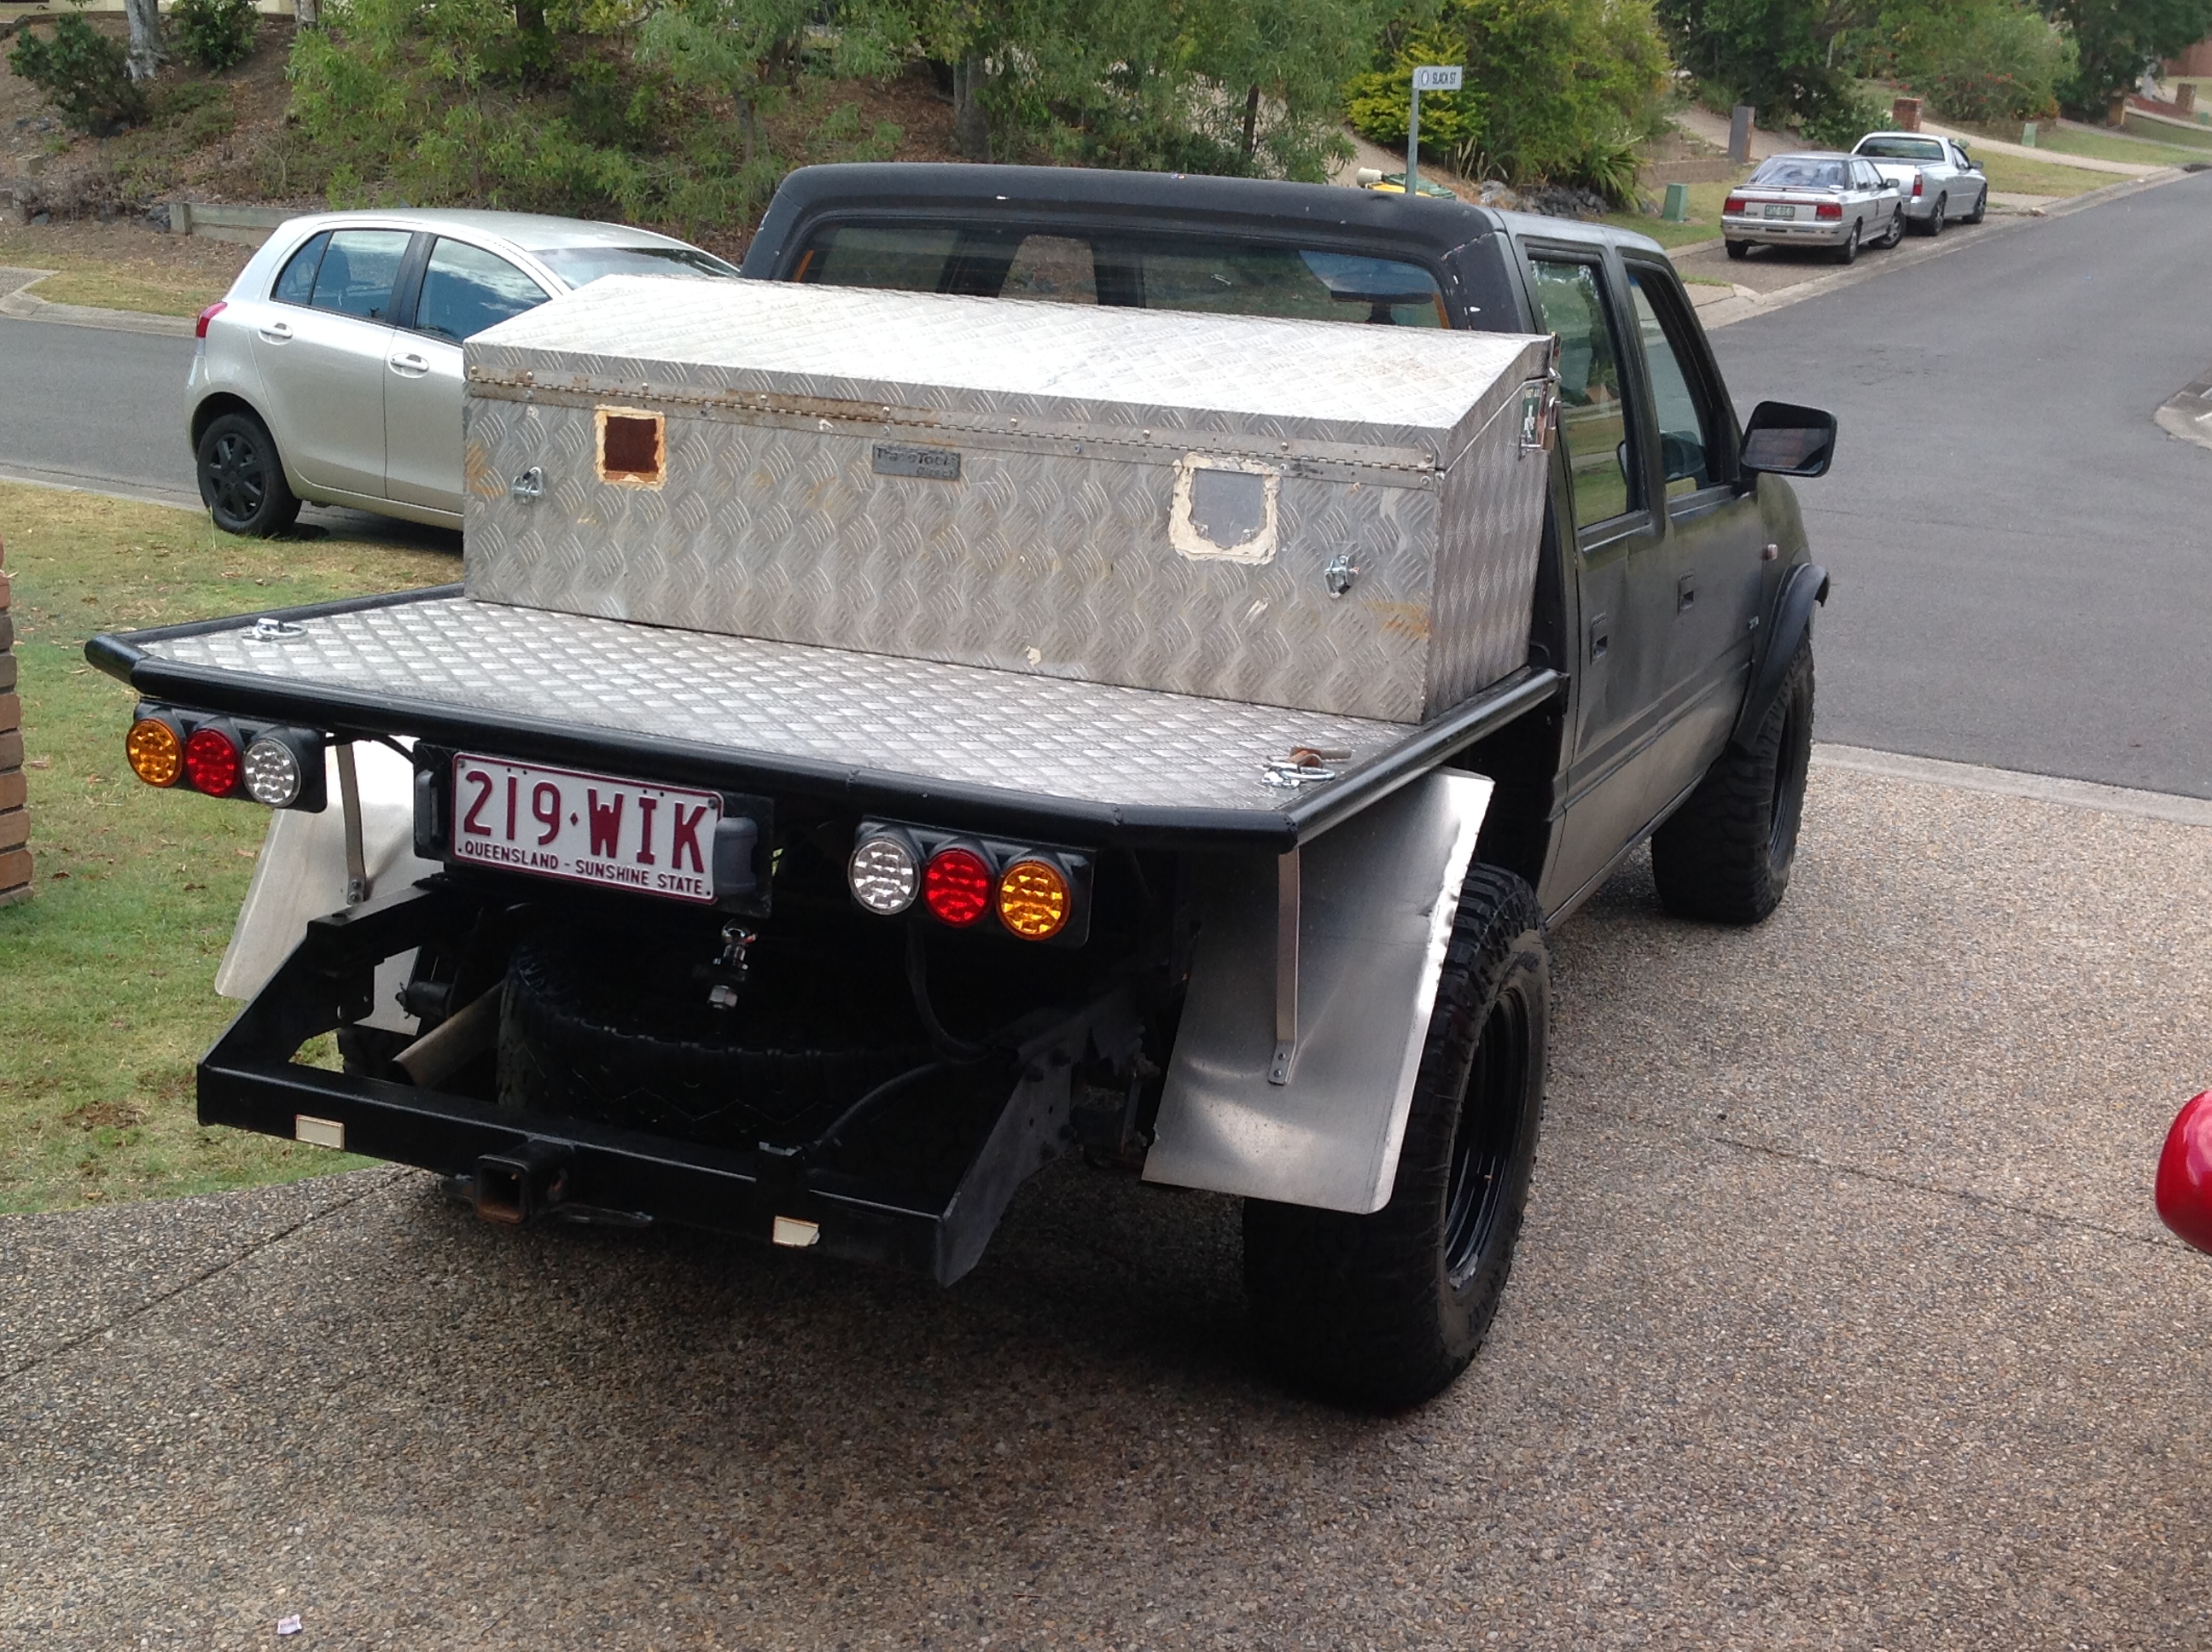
[1243,864,1548,1412]
[1650,637,1813,924]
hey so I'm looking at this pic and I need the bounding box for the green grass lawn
[1604,172,1749,249]
[2032,126,2208,166]
[0,484,452,1213]
[1976,150,2119,199]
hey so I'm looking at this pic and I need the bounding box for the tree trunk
[952,56,992,162]
[123,0,165,84]
[1241,84,1260,162]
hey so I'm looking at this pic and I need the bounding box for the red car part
[2156,1091,2212,1254]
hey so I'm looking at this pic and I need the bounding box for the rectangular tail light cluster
[847,820,1092,945]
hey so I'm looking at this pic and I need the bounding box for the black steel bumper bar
[201,881,1138,1283]
[90,589,1564,853]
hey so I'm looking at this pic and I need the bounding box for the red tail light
[1912,173,1924,196]
[922,846,993,927]
[1815,202,1842,221]
[1723,195,1746,215]
[195,300,227,340]
[183,724,242,796]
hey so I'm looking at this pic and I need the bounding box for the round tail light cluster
[847,827,1080,943]
[125,709,325,810]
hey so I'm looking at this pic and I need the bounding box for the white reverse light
[242,735,305,808]
[847,833,919,915]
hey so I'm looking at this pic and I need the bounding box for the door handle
[1588,612,1610,661]
[387,352,429,377]
[1676,574,1697,614]
[259,321,293,342]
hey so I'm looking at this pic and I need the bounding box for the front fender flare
[1730,561,1827,753]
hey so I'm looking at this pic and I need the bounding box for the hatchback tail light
[1815,201,1842,221]
[195,300,227,340]
[1723,195,1746,215]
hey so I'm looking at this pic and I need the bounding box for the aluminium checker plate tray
[89,590,1561,851]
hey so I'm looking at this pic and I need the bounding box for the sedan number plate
[451,753,720,904]
[1762,203,1795,218]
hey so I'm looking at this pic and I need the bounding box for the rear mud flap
[1144,770,1492,1214]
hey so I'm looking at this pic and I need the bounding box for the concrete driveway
[5,757,2209,1649]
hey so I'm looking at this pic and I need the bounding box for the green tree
[1348,0,1669,194]
[2046,0,2212,109]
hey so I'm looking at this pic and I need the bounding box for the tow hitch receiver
[469,1139,571,1224]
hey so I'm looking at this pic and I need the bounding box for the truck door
[1621,258,1767,776]
[1516,247,1678,901]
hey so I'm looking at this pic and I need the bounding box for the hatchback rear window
[1749,159,1848,189]
[271,231,329,305]
[792,224,1447,327]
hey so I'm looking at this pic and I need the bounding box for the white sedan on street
[1721,152,1907,264]
[189,210,738,536]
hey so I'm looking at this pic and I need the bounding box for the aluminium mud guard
[1144,770,1493,1214]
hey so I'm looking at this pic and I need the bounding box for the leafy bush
[8,12,148,135]
[1914,3,2074,123]
[172,0,259,73]
[1347,0,1670,192]
[1799,82,1887,149]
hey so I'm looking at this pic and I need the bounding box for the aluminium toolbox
[459,278,1556,725]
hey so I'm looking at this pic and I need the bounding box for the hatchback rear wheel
[196,410,301,538]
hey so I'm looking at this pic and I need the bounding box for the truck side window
[1528,259,1635,528]
[1626,267,1725,498]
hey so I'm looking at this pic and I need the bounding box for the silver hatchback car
[189,210,738,536]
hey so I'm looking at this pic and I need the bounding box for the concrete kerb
[1694,165,2193,330]
[2154,364,2212,454]
[1813,744,2212,829]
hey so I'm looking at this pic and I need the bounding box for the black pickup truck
[96,165,1832,1410]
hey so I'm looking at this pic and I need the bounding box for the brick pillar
[1891,96,1923,132]
[0,533,27,907]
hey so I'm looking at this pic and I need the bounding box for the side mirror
[1739,400,1837,479]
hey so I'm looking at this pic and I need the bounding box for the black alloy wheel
[196,411,300,538]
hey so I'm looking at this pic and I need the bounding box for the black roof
[742,162,1519,276]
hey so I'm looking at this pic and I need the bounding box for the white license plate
[451,753,721,904]
[1763,203,1795,219]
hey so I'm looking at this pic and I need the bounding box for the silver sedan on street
[189,210,738,536]
[1852,131,1989,235]
[1721,152,1906,265]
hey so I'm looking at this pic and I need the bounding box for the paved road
[0,312,199,506]
[5,762,2210,1648]
[1706,171,2212,798]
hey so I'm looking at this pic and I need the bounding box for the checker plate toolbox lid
[460,278,1555,724]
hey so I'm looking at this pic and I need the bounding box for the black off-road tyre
[1724,239,1750,261]
[196,411,301,538]
[1243,864,1549,1412]
[1650,637,1814,925]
